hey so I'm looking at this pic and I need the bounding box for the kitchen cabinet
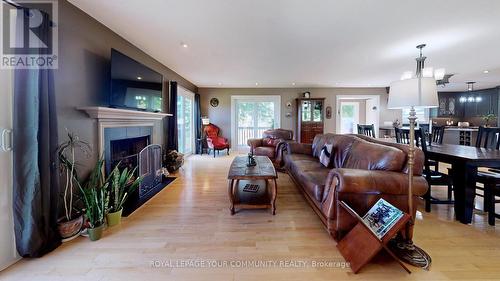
[436,92,463,117]
[462,88,498,117]
[442,128,478,146]
[433,87,499,118]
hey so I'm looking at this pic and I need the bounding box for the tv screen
[110,49,163,112]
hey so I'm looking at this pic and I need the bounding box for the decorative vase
[87,224,105,241]
[57,215,83,241]
[106,209,123,227]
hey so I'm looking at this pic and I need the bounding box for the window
[402,108,428,123]
[177,87,195,155]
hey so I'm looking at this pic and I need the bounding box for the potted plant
[106,165,142,227]
[482,113,496,127]
[56,131,91,241]
[76,157,109,241]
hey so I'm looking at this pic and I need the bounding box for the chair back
[476,126,500,149]
[394,127,410,144]
[395,128,431,173]
[262,128,293,140]
[357,124,376,138]
[395,127,425,147]
[430,125,445,144]
[203,124,220,139]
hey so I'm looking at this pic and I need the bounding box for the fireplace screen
[110,136,149,173]
[138,144,163,197]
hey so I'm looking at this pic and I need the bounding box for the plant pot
[87,224,105,241]
[57,215,83,241]
[106,209,123,227]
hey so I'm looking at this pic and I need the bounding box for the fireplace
[103,125,172,216]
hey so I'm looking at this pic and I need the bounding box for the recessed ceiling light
[137,76,142,80]
[483,70,489,74]
[181,42,188,48]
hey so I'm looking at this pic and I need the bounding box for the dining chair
[474,126,500,225]
[430,125,445,145]
[395,128,453,212]
[357,124,376,138]
[394,127,411,144]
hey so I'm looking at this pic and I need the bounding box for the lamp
[388,44,436,269]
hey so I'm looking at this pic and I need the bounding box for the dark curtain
[13,9,61,257]
[166,81,178,151]
[194,93,202,154]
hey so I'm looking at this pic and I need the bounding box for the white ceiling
[69,0,500,91]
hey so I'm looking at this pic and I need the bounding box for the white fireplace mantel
[78,106,172,120]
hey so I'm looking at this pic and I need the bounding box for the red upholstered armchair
[203,124,230,157]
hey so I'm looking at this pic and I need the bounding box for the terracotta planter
[106,209,123,227]
[87,224,105,241]
[57,215,83,241]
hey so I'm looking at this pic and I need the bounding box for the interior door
[177,87,194,155]
[340,102,359,134]
[0,69,18,270]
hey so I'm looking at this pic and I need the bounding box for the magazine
[362,199,404,239]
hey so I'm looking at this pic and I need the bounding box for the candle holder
[247,152,257,167]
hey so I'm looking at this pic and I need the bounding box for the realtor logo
[1,0,58,69]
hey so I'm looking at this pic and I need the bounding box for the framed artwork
[210,98,219,107]
[326,106,332,119]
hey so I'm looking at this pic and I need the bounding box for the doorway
[177,87,195,156]
[339,102,359,134]
[336,95,380,135]
[0,68,18,270]
[230,96,281,151]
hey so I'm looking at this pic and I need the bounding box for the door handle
[1,129,12,152]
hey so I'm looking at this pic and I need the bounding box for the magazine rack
[337,201,412,274]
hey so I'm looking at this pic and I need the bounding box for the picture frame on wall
[326,106,332,119]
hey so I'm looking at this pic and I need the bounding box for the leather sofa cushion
[285,154,329,202]
[343,140,405,171]
[254,146,275,159]
[299,170,330,202]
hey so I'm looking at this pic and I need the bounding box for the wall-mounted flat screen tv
[110,49,163,112]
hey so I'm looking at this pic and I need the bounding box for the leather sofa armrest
[286,142,312,155]
[247,138,263,153]
[321,168,428,220]
[327,168,428,195]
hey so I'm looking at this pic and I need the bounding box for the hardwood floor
[1,154,499,280]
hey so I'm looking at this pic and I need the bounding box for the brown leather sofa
[284,133,428,241]
[247,129,293,168]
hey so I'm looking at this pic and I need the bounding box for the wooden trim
[78,106,172,120]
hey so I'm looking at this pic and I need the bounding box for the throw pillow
[319,143,333,167]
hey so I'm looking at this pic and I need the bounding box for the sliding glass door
[177,87,195,155]
[231,96,281,151]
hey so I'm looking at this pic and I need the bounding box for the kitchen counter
[444,126,479,132]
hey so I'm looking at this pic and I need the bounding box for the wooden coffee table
[227,156,278,215]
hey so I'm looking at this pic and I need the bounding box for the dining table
[425,144,500,224]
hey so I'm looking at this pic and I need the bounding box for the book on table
[362,198,404,239]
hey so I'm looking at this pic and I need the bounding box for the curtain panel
[12,8,61,257]
[166,81,178,151]
[194,93,202,154]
